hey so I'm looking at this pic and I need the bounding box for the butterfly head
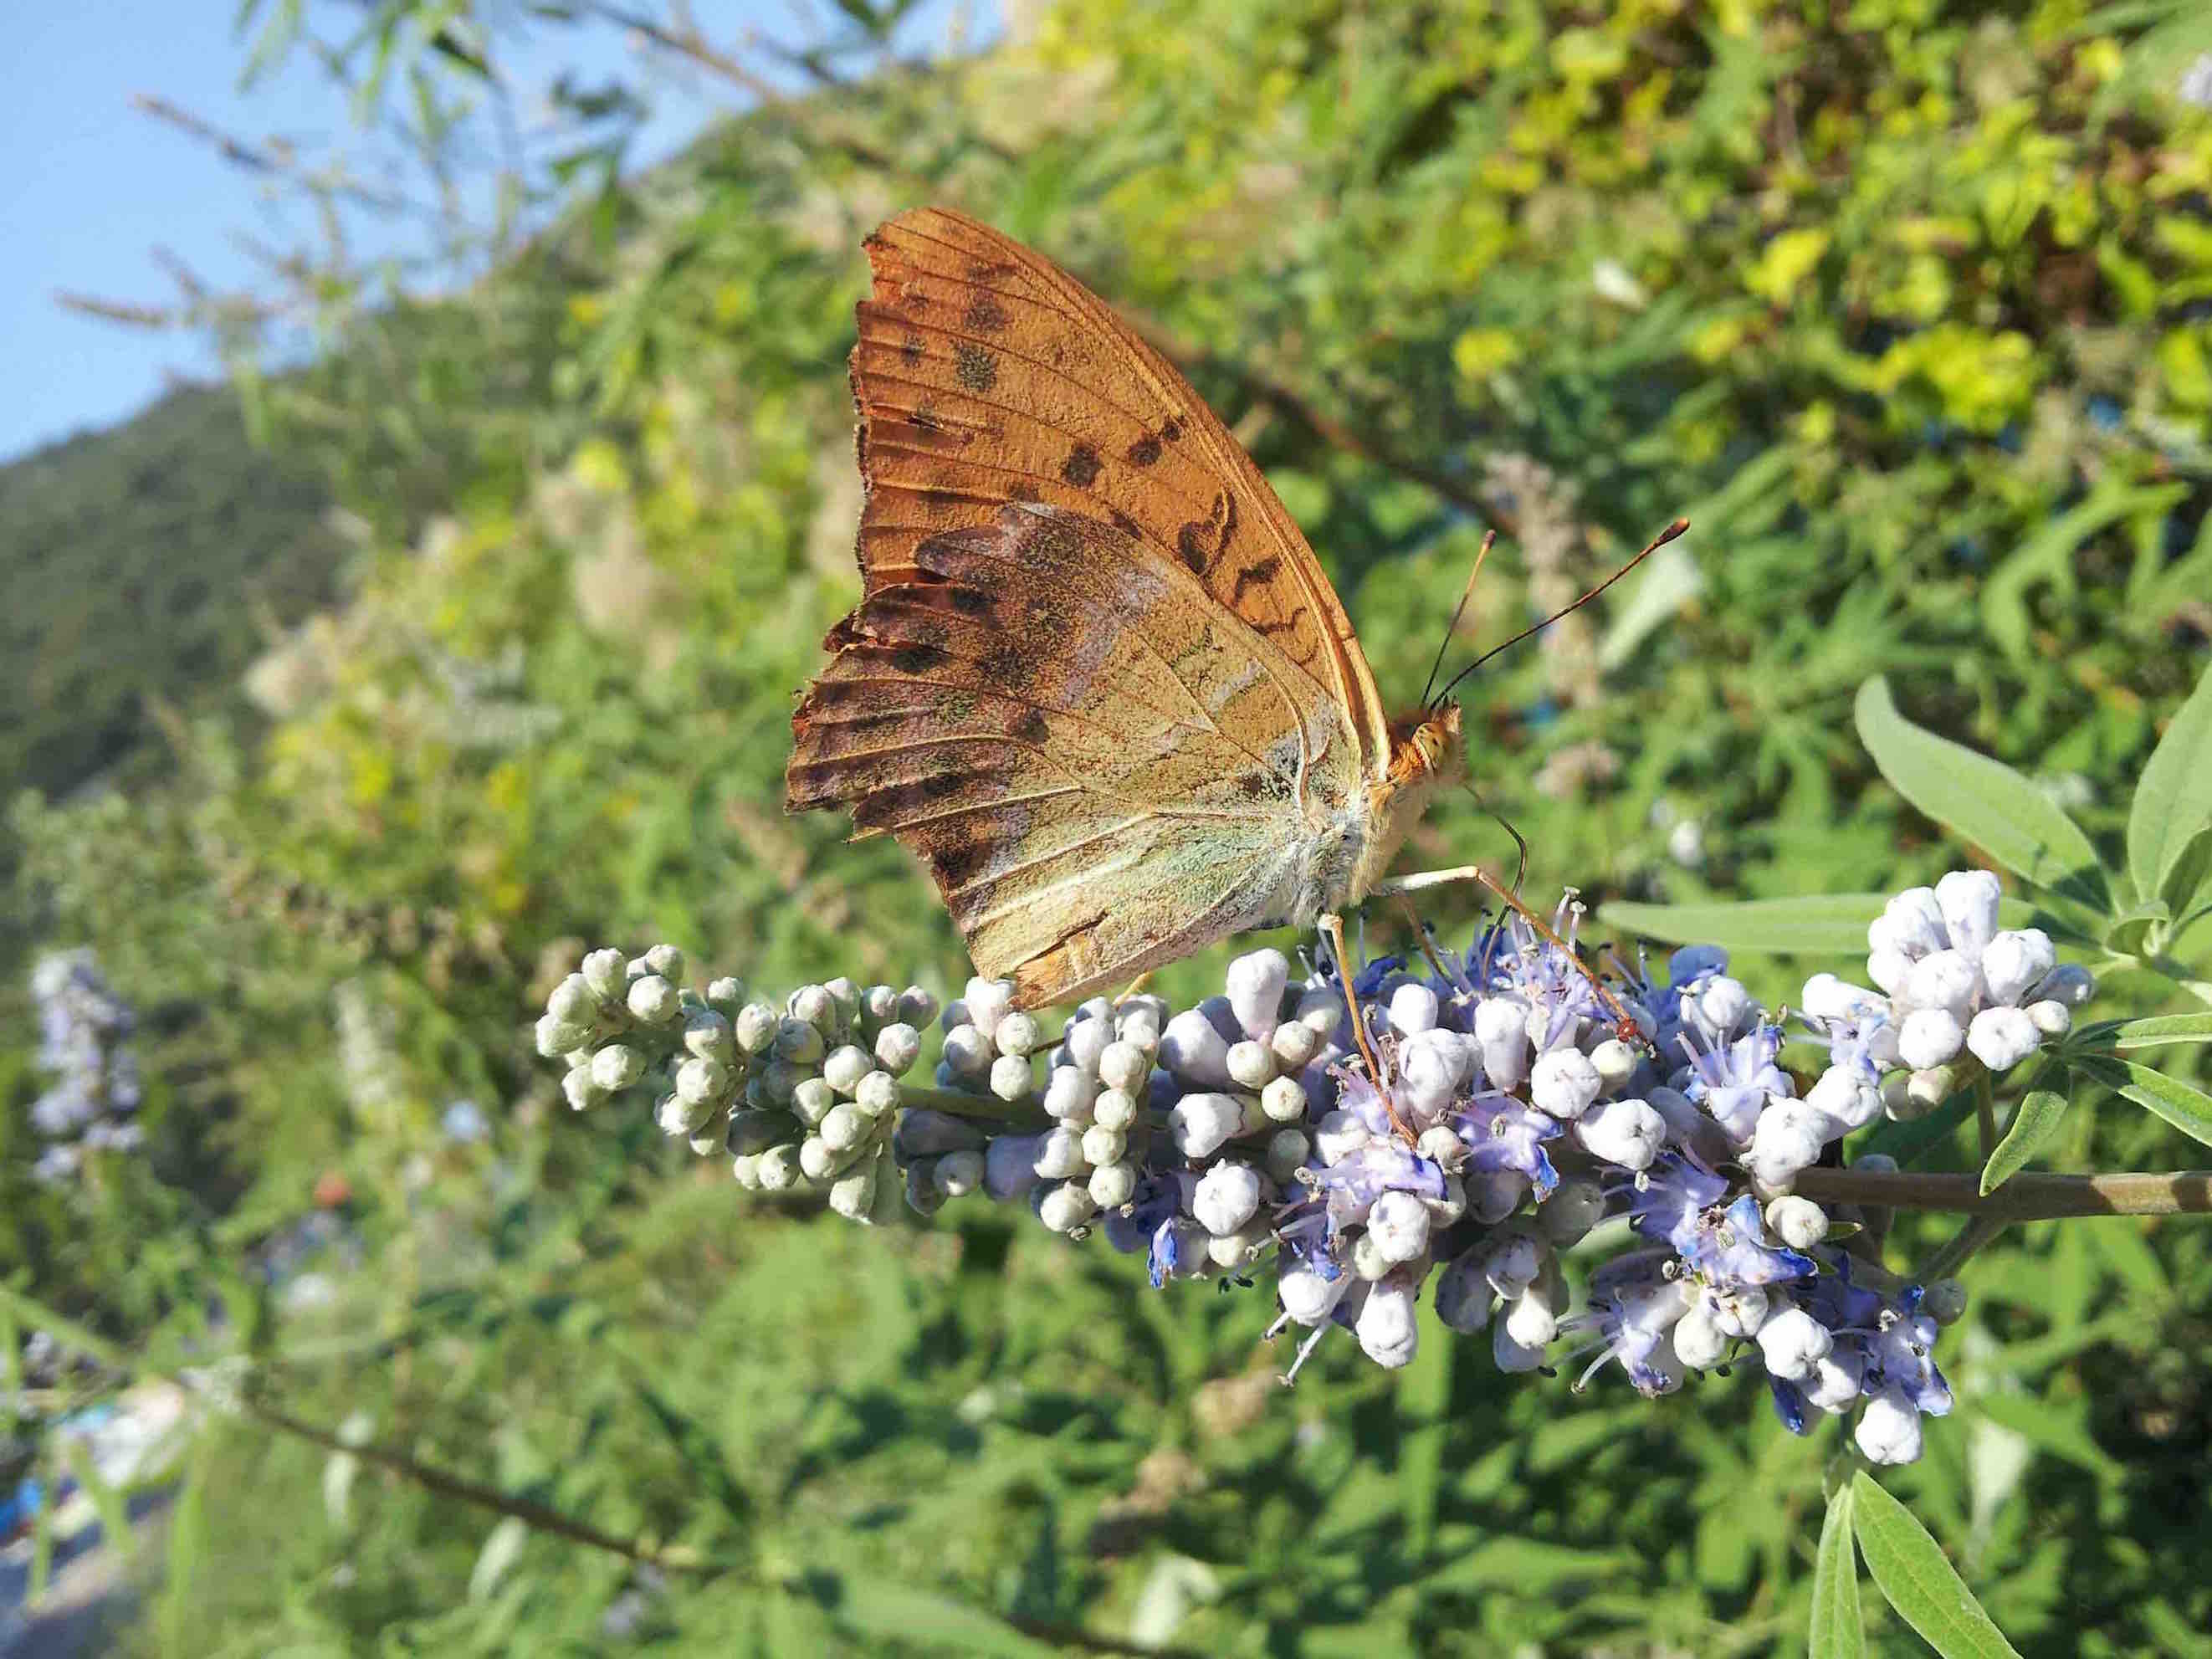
[1385,699,1463,787]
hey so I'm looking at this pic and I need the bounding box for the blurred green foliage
[8,0,2212,1652]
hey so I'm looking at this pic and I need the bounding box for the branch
[1790,1167,2212,1220]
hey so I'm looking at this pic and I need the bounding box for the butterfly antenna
[1455,776,1529,895]
[1430,517,1688,709]
[1421,530,1498,709]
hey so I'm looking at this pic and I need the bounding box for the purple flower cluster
[25,951,144,1184]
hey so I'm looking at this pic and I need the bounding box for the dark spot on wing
[921,770,968,801]
[949,586,992,616]
[900,333,925,366]
[955,344,998,392]
[1177,521,1210,574]
[893,643,948,673]
[965,294,1009,333]
[911,401,942,431]
[1108,509,1142,540]
[1125,434,1163,467]
[931,837,988,888]
[1160,416,1184,442]
[981,643,1027,684]
[1010,709,1050,744]
[1231,555,1283,602]
[1062,443,1102,487]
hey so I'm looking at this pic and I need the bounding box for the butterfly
[786,207,1659,1011]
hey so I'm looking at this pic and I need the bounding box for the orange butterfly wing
[787,208,1392,1006]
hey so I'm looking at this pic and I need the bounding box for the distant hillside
[0,383,349,805]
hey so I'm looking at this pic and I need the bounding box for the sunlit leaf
[1851,1473,2020,1658]
[1980,1079,2070,1194]
[2128,658,2212,904]
[1810,1484,1865,1659]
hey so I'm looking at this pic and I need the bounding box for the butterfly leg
[1114,972,1156,1006]
[1318,911,1416,1139]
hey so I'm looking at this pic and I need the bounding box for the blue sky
[3,3,955,463]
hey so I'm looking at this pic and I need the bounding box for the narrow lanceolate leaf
[1981,1083,2070,1195]
[816,1579,1065,1658]
[2128,658,2212,904]
[1855,678,2107,909]
[1810,1485,1865,1659]
[2104,1013,2212,1051]
[1600,894,1890,956]
[1851,1473,2020,1658]
[2114,1062,2212,1149]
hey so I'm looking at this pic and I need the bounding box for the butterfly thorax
[1336,703,1463,908]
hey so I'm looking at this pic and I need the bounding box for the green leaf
[1810,1485,1865,1659]
[812,1577,1065,1658]
[2128,658,2212,904]
[1855,677,2107,908]
[2114,1061,2212,1148]
[1400,1309,1453,1555]
[2158,822,2212,924]
[2102,898,2171,956]
[1972,1394,2128,1482]
[63,1435,134,1561]
[1600,894,1891,955]
[1981,1081,2070,1194]
[2103,1013,2212,1050]
[1851,1473,2020,1658]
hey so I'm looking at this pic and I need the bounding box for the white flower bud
[1350,1230,1393,1282]
[1589,1037,1639,1096]
[1098,1039,1150,1093]
[1416,1123,1465,1170]
[1160,1008,1232,1087]
[1573,1098,1666,1170]
[1226,949,1289,1040]
[1093,1087,1139,1131]
[1313,1109,1370,1165]
[1800,973,1881,1023]
[822,1044,873,1096]
[1538,1177,1605,1245]
[1191,1161,1262,1236]
[682,1010,734,1062]
[1226,1039,1277,1090]
[1269,1019,1320,1072]
[2032,963,2095,1007]
[1033,1126,1088,1180]
[962,978,1014,1041]
[1367,1190,1431,1264]
[995,1011,1044,1058]
[1743,1100,1826,1188]
[1294,985,1345,1037]
[819,1102,871,1153]
[1935,869,2002,960]
[934,1149,985,1196]
[2026,999,2071,1037]
[1503,1281,1559,1349]
[1266,1128,1310,1183]
[1881,886,1948,957]
[1279,1264,1349,1327]
[1897,1006,1964,1070]
[1116,1004,1162,1051]
[873,1022,922,1076]
[548,974,598,1023]
[1765,1195,1829,1250]
[734,1002,779,1054]
[727,1112,794,1157]
[1493,1319,1548,1374]
[1979,929,2055,1006]
[1208,1223,1270,1267]
[1473,997,1529,1088]
[1904,950,1979,1019]
[626,975,678,1025]
[1087,1160,1136,1209]
[1482,1233,1544,1299]
[988,1052,1033,1103]
[1695,976,1751,1033]
[1755,1307,1833,1381]
[774,1018,827,1066]
[850,1071,897,1119]
[1357,1276,1421,1368]
[708,976,746,1011]
[1168,1097,1256,1159]
[828,1155,888,1225]
[675,1055,729,1107]
[1260,1075,1309,1124]
[897,986,940,1028]
[562,1068,607,1113]
[1081,1124,1126,1167]
[1855,1390,1925,1466]
[1866,948,1914,997]
[590,1044,645,1091]
[1038,1181,1098,1234]
[755,1144,801,1191]
[1672,1302,1728,1371]
[1387,982,1441,1037]
[1806,1063,1883,1134]
[657,1091,713,1138]
[580,948,627,1001]
[1804,1347,1865,1413]
[536,1015,591,1057]
[983,1134,1043,1198]
[791,1078,837,1126]
[788,984,837,1037]
[1966,1005,2040,1072]
[1433,1252,1493,1332]
[940,1025,991,1078]
[1041,1066,1093,1121]
[861,984,899,1027]
[730,1154,762,1190]
[1529,1047,1602,1120]
[1471,1168,1530,1223]
[1903,1066,1955,1115]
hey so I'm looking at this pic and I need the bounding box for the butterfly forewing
[790,208,1390,1006]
